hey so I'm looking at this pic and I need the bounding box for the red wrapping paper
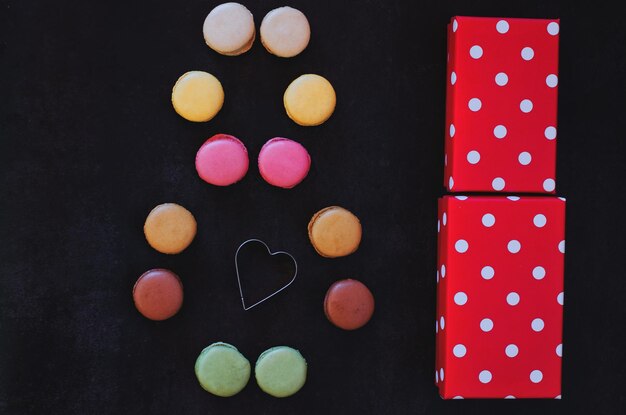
[435,195,565,399]
[444,16,560,193]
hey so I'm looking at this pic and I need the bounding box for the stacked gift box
[436,16,565,399]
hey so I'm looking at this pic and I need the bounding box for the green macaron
[255,346,307,398]
[194,342,251,397]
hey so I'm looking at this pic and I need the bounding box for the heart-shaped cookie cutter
[235,239,298,311]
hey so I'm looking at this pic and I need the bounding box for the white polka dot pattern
[443,16,559,193]
[521,47,534,61]
[495,72,508,86]
[436,195,565,399]
[505,344,519,358]
[496,20,509,34]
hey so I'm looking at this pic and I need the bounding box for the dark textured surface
[1,0,625,413]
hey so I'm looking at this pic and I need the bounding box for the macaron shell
[133,269,183,321]
[195,342,251,397]
[203,2,255,55]
[195,134,249,186]
[221,28,256,56]
[308,206,362,257]
[144,203,197,254]
[255,346,307,398]
[171,71,224,122]
[260,7,311,58]
[258,137,311,188]
[283,74,336,126]
[324,279,375,330]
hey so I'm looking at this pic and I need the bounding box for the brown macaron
[324,279,374,330]
[133,269,183,321]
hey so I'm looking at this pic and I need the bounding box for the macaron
[203,2,255,56]
[144,203,197,254]
[260,7,311,58]
[171,71,224,122]
[195,134,249,186]
[308,206,362,258]
[195,342,251,397]
[255,346,307,398]
[258,137,311,188]
[133,269,183,321]
[324,279,375,330]
[283,74,336,126]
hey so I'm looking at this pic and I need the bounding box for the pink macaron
[196,134,249,186]
[258,137,311,188]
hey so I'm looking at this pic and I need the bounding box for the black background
[1,0,625,414]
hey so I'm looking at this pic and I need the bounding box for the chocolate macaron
[324,279,374,330]
[133,269,184,321]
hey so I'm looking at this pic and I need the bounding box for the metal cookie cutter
[235,239,298,311]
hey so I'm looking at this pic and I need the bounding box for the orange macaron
[308,206,362,258]
[144,203,197,254]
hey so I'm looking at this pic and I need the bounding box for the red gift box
[444,16,560,193]
[435,195,565,399]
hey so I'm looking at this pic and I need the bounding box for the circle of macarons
[195,342,251,397]
[171,71,224,122]
[195,134,249,186]
[308,206,362,258]
[324,279,375,330]
[260,6,311,58]
[144,203,197,254]
[284,74,336,126]
[258,137,311,188]
[133,269,183,321]
[203,2,255,56]
[255,346,307,398]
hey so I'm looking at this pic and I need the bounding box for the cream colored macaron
[283,74,336,126]
[203,2,255,56]
[260,7,310,58]
[171,71,224,122]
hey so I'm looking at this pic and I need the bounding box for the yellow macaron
[171,71,224,122]
[283,74,336,126]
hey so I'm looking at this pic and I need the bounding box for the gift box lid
[436,195,565,399]
[444,16,560,193]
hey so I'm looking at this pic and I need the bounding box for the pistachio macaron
[195,342,251,397]
[255,346,307,398]
[203,2,255,56]
[260,6,310,58]
[308,206,362,258]
[172,71,224,122]
[283,74,336,126]
[144,203,197,254]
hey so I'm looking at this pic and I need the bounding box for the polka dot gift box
[444,16,560,193]
[435,195,565,399]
